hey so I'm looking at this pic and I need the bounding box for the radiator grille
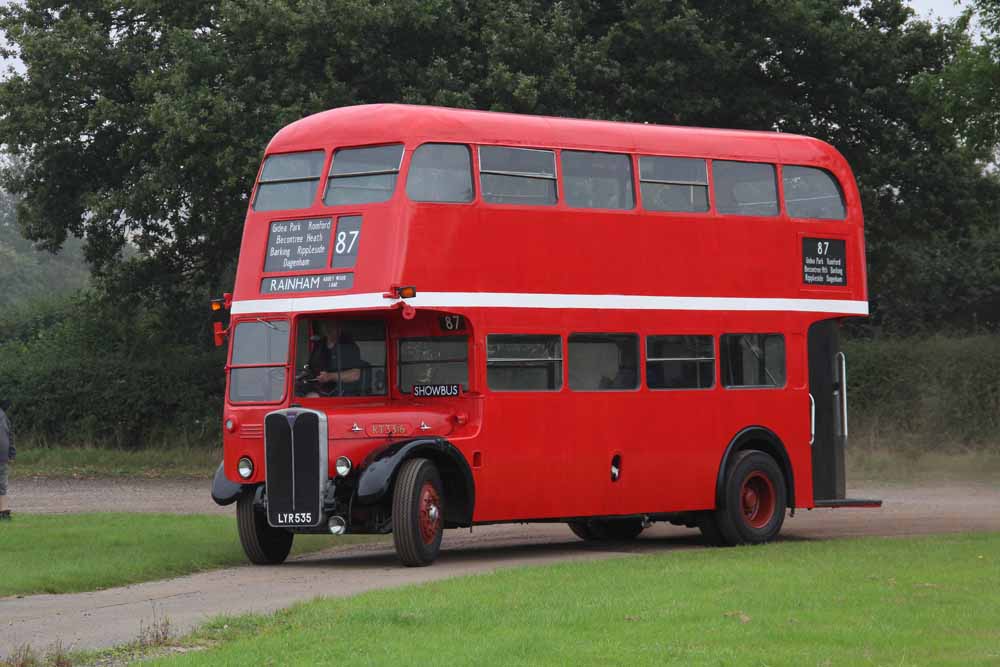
[264,410,326,528]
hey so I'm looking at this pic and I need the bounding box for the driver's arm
[318,368,361,383]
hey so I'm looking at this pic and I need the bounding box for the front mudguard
[211,462,244,506]
[355,437,475,525]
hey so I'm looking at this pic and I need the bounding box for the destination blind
[265,218,333,272]
[261,273,354,294]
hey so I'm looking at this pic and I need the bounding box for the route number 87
[816,241,830,256]
[336,230,359,254]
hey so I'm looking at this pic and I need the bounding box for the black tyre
[712,450,787,546]
[236,487,294,565]
[696,511,726,546]
[392,458,444,567]
[568,518,645,541]
[568,520,596,540]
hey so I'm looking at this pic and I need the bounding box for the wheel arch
[356,437,475,527]
[715,426,795,510]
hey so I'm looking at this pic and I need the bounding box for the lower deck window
[399,337,470,393]
[568,333,639,390]
[647,335,714,389]
[721,334,785,388]
[487,334,562,391]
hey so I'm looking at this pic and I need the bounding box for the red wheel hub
[740,472,776,529]
[418,482,442,544]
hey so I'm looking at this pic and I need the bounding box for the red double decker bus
[211,104,879,567]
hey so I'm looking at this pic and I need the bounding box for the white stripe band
[231,291,869,316]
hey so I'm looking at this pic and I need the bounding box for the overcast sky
[0,1,975,78]
[909,0,967,18]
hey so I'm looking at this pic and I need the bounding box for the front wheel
[713,450,787,546]
[392,458,444,567]
[236,488,294,565]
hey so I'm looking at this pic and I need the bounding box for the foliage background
[0,0,999,449]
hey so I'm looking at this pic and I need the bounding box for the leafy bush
[0,292,224,448]
[846,335,1000,447]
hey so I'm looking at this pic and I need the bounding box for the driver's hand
[317,371,336,383]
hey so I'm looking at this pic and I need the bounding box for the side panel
[808,320,846,500]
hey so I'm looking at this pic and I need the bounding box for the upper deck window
[253,151,325,212]
[561,151,635,210]
[406,144,474,203]
[639,156,709,213]
[783,166,846,220]
[479,146,557,206]
[229,319,290,403]
[324,144,404,206]
[713,161,779,216]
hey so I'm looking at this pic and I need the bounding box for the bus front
[212,108,479,567]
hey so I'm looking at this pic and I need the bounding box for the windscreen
[294,318,387,397]
[229,320,290,403]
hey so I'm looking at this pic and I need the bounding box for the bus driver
[300,320,364,397]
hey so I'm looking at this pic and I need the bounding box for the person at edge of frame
[0,399,15,520]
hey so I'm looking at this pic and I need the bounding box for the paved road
[2,480,999,659]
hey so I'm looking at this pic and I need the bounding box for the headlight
[225,418,236,433]
[237,456,254,479]
[335,456,352,477]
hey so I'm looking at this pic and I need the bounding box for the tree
[0,160,90,307]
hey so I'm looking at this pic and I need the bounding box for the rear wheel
[392,458,444,567]
[713,450,787,545]
[568,518,645,541]
[236,488,294,565]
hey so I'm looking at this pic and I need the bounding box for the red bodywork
[221,104,867,522]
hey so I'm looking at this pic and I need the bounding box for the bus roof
[267,104,844,168]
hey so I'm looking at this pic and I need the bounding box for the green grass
[0,514,379,597]
[9,445,219,479]
[148,533,1000,667]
